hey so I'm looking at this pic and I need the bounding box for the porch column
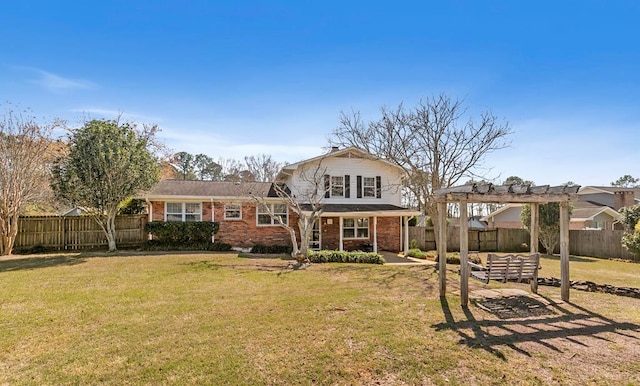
[437,201,448,297]
[530,202,539,293]
[146,199,153,240]
[339,216,344,251]
[460,201,469,307]
[373,216,378,253]
[560,202,570,301]
[403,216,410,256]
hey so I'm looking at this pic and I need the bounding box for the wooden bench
[469,253,540,284]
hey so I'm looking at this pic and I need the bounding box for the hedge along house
[140,147,421,253]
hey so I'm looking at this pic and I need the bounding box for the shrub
[141,240,232,251]
[432,252,481,265]
[409,239,418,249]
[250,244,293,254]
[622,230,640,259]
[144,221,219,244]
[306,250,385,264]
[407,248,426,259]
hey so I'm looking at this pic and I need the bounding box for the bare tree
[331,94,511,238]
[249,160,328,261]
[219,157,255,182]
[244,154,283,183]
[0,108,57,254]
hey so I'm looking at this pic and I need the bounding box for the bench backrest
[486,253,540,282]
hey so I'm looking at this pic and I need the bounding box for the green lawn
[1,252,639,385]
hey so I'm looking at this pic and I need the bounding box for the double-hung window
[343,217,369,239]
[257,203,288,226]
[362,177,376,198]
[166,202,202,222]
[224,203,242,220]
[331,176,344,197]
[324,175,351,198]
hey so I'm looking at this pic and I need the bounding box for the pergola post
[459,201,469,307]
[530,202,539,293]
[560,202,570,301]
[437,201,448,297]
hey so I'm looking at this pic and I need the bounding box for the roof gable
[279,147,404,179]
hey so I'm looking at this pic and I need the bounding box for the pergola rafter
[433,183,580,307]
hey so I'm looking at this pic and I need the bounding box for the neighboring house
[448,215,488,229]
[59,206,88,216]
[139,147,420,252]
[481,186,640,230]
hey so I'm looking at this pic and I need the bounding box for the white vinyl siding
[288,157,402,205]
[165,202,202,222]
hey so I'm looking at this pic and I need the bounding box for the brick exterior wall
[213,201,295,249]
[149,200,404,252]
[319,216,401,252]
[149,200,294,249]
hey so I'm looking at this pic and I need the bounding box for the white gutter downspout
[210,198,215,243]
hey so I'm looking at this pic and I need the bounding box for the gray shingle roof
[141,180,272,198]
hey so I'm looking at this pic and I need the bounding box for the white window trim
[342,217,369,239]
[362,177,376,198]
[165,202,203,222]
[331,175,344,198]
[224,203,242,220]
[257,203,289,226]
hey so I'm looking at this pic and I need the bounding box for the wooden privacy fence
[569,230,635,260]
[409,227,530,252]
[408,226,637,260]
[15,215,147,251]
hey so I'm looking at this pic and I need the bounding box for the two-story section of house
[139,147,420,254]
[277,146,420,253]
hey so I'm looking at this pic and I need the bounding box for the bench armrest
[468,262,486,271]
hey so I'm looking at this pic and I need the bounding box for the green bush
[622,230,640,260]
[144,221,219,244]
[306,250,385,264]
[250,244,293,254]
[407,248,426,259]
[141,240,232,251]
[432,252,481,265]
[409,239,418,249]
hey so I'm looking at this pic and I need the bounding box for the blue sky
[2,0,638,186]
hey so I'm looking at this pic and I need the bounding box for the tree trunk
[105,213,118,252]
[0,213,19,255]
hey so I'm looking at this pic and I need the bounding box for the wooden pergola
[433,183,580,307]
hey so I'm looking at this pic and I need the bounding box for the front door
[309,219,321,250]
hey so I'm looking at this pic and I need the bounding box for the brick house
[139,147,420,253]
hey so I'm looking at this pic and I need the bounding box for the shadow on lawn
[434,296,640,359]
[0,254,86,272]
